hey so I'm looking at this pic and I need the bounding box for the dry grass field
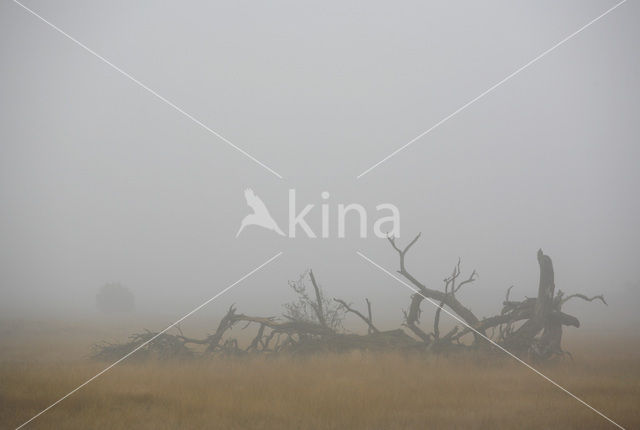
[1,319,639,429]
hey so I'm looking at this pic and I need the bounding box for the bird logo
[236,188,285,237]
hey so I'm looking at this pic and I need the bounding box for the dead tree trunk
[503,249,556,354]
[388,234,481,344]
[93,243,606,363]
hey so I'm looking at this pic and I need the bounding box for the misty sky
[1,1,639,328]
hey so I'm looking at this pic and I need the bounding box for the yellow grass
[1,320,639,429]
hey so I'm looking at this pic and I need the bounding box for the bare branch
[309,269,327,328]
[387,234,483,340]
[433,301,444,340]
[403,293,431,344]
[246,323,266,352]
[505,285,515,302]
[454,269,477,294]
[333,298,380,334]
[366,298,374,335]
[387,232,421,273]
[561,293,607,306]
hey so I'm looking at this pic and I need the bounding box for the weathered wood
[309,269,327,328]
[388,234,483,343]
[333,298,380,334]
[93,243,605,363]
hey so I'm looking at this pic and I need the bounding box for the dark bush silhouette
[96,283,135,313]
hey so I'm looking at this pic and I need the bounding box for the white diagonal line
[12,0,284,180]
[357,0,627,179]
[356,251,625,429]
[14,251,283,430]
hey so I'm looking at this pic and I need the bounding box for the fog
[1,0,639,330]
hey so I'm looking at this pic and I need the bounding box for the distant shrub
[96,283,135,313]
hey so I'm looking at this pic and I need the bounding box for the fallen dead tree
[386,234,606,360]
[93,236,606,362]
